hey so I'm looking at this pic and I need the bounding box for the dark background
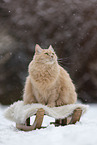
[0,0,97,105]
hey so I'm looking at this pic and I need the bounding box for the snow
[0,104,97,145]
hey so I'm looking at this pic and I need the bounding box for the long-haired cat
[23,44,77,107]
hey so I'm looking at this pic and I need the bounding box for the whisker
[58,61,74,65]
[58,60,70,63]
[58,57,71,61]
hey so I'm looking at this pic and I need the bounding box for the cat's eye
[44,53,49,55]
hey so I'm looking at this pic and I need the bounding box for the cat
[23,44,77,107]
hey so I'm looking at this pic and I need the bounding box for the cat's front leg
[37,97,46,105]
[47,96,56,107]
[23,76,37,104]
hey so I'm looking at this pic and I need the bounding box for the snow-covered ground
[0,103,97,145]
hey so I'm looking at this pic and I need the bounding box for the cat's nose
[51,55,54,58]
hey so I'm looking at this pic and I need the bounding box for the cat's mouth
[45,59,56,64]
[35,57,57,64]
[46,61,54,64]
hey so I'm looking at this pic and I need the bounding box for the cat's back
[58,65,76,89]
[59,65,71,81]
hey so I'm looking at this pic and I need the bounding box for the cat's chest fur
[32,84,49,103]
[29,62,59,90]
[29,62,59,103]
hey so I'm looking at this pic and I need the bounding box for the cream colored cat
[23,44,77,107]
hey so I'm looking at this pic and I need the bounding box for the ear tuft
[35,44,42,54]
[49,45,54,52]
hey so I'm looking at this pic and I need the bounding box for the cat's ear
[35,44,42,54]
[49,45,54,52]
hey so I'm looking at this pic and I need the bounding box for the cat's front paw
[56,99,64,107]
[47,103,55,108]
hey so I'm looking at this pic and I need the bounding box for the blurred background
[0,0,97,105]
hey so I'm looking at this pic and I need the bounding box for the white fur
[4,101,89,124]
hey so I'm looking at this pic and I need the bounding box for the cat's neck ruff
[29,61,60,89]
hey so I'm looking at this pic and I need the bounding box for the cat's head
[33,44,57,64]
